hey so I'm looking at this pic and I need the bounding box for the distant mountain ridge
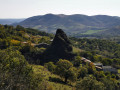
[15,14,120,36]
[0,19,25,25]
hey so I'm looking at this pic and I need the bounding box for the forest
[0,24,120,90]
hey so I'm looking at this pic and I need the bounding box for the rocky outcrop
[42,29,75,63]
[51,29,73,54]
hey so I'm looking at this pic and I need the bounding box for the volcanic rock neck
[42,29,75,63]
[51,29,72,53]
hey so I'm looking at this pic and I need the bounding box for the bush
[0,47,42,90]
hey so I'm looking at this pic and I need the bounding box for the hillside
[76,26,120,39]
[98,26,120,36]
[1,25,120,89]
[16,14,120,37]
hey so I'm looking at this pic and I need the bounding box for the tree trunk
[65,77,68,83]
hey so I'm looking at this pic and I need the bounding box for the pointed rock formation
[51,29,72,53]
[42,29,75,63]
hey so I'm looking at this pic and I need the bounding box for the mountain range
[2,14,120,37]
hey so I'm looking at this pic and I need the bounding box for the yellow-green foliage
[0,48,40,90]
[31,65,74,90]
[31,65,59,80]
[10,39,21,46]
[48,82,74,90]
[73,46,83,54]
[38,36,51,44]
[118,69,120,74]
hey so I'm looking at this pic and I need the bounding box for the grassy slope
[31,65,74,90]
[73,46,83,54]
[81,30,104,35]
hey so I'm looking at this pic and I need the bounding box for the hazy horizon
[0,0,120,18]
[0,13,120,19]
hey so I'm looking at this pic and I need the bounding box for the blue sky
[0,0,120,18]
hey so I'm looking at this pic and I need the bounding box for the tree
[87,62,96,74]
[67,67,77,82]
[100,78,119,90]
[0,47,42,90]
[74,56,82,67]
[55,59,77,83]
[76,76,105,90]
[94,71,105,81]
[78,67,88,78]
[44,62,56,73]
